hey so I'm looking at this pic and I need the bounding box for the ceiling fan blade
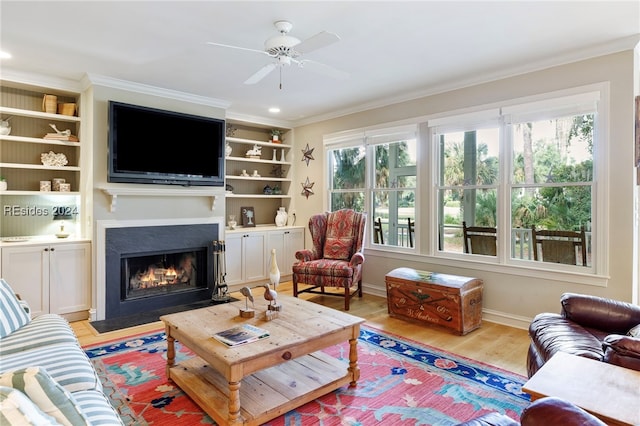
[206,42,268,56]
[298,59,349,80]
[294,31,340,54]
[244,63,277,85]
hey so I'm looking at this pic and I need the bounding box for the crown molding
[82,73,231,109]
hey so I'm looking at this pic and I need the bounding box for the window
[508,113,594,266]
[326,126,417,249]
[435,127,500,254]
[324,86,605,277]
[328,145,366,211]
[370,135,417,248]
[432,89,600,271]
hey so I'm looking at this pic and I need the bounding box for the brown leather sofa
[527,292,640,377]
[457,396,606,426]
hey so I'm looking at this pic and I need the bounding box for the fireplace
[104,223,217,319]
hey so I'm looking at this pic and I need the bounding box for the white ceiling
[1,1,639,126]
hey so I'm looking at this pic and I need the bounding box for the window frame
[323,83,609,284]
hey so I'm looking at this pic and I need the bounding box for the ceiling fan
[207,20,348,88]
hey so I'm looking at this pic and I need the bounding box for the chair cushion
[293,259,355,278]
[0,386,62,425]
[0,278,31,338]
[323,210,357,260]
[0,367,90,425]
[323,237,354,260]
[628,324,640,337]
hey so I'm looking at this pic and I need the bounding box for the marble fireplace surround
[94,217,224,321]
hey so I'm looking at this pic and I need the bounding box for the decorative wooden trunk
[385,267,483,335]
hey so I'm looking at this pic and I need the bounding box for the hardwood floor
[71,282,530,376]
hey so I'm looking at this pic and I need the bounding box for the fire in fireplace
[124,249,206,301]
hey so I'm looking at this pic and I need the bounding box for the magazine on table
[212,324,270,347]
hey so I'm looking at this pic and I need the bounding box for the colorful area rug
[84,326,529,425]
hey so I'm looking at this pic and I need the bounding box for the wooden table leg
[348,336,360,387]
[165,326,175,380]
[228,381,241,423]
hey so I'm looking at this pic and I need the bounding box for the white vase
[275,207,287,227]
[225,143,232,157]
[0,180,6,191]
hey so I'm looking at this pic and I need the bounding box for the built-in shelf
[225,176,289,182]
[1,162,81,171]
[0,190,80,196]
[0,106,81,122]
[225,156,291,166]
[0,135,81,146]
[225,194,292,199]
[226,136,291,149]
[99,186,222,212]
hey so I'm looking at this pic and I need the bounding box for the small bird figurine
[263,283,277,307]
[269,248,280,290]
[240,286,254,310]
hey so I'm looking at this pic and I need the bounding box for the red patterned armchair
[292,209,366,310]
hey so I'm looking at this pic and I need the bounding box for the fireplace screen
[122,248,207,301]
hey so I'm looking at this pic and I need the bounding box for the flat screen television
[108,101,225,186]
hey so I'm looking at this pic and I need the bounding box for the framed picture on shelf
[241,206,256,227]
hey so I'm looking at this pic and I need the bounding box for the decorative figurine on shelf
[225,142,232,157]
[263,185,273,195]
[0,117,11,135]
[246,144,262,159]
[271,129,282,143]
[228,215,237,230]
[263,283,281,311]
[269,248,281,288]
[239,286,255,318]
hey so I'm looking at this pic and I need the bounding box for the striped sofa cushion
[0,385,62,425]
[0,344,101,393]
[0,279,31,338]
[73,390,125,425]
[0,367,90,425]
[0,314,78,358]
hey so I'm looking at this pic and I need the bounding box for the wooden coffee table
[522,351,640,426]
[160,294,365,426]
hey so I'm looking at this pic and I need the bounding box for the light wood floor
[71,282,530,376]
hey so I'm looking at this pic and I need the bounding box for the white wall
[292,50,638,328]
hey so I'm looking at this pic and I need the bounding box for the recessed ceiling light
[268,107,280,113]
[0,51,12,59]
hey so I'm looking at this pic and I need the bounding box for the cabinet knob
[50,248,55,252]
[44,248,49,252]
[285,231,290,234]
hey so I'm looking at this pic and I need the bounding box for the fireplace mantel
[99,186,221,212]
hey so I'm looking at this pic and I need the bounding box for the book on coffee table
[213,324,270,347]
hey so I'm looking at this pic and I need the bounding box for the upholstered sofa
[457,396,606,426]
[527,292,640,377]
[0,278,123,425]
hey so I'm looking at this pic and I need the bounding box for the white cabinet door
[49,242,91,315]
[224,233,243,286]
[1,242,91,317]
[243,232,266,282]
[224,232,267,285]
[1,245,50,317]
[284,228,304,269]
[266,228,304,277]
